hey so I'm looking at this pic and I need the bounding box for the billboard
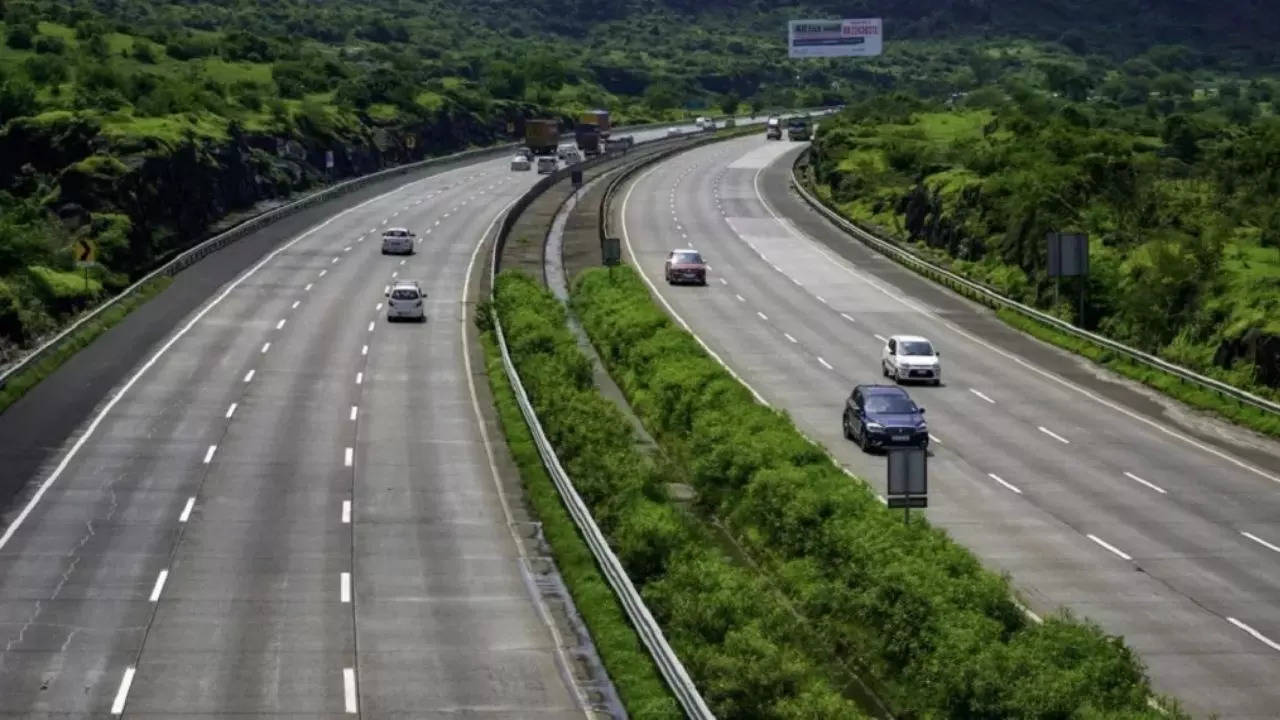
[788,18,883,58]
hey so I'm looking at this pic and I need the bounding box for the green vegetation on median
[0,274,171,413]
[477,324,682,720]
[492,271,866,719]
[571,265,1183,719]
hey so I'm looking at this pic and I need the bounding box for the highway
[618,135,1280,719]
[0,121,710,717]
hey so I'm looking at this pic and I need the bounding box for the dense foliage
[571,266,1178,719]
[808,43,1280,395]
[493,271,865,719]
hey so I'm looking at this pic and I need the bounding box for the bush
[5,22,36,50]
[33,34,66,54]
[571,266,1171,719]
[493,270,865,718]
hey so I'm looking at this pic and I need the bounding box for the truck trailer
[525,118,560,156]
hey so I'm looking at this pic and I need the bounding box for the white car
[536,156,558,174]
[556,144,582,163]
[881,335,942,385]
[385,280,426,322]
[380,227,415,255]
[510,154,531,171]
[666,127,683,137]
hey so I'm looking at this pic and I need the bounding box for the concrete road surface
[618,135,1280,720]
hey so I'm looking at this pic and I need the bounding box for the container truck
[574,123,601,156]
[580,109,611,139]
[525,119,559,156]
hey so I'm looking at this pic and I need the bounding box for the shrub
[571,266,1170,718]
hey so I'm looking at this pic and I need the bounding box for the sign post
[602,236,621,278]
[886,447,927,525]
[1047,232,1089,326]
[73,238,97,294]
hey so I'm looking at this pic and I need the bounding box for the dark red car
[664,249,707,285]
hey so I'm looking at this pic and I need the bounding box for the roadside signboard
[886,447,927,521]
[602,237,621,267]
[788,18,883,58]
[73,238,96,266]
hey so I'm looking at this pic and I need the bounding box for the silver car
[385,280,426,322]
[510,154,531,171]
[380,227,415,255]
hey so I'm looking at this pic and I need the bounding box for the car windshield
[672,252,702,264]
[865,394,916,414]
[391,289,418,300]
[900,341,934,356]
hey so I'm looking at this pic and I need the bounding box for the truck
[576,109,611,156]
[525,118,560,156]
[574,123,600,156]
[787,116,811,141]
[766,116,782,140]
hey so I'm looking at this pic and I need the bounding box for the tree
[644,80,682,112]
[5,21,35,50]
[718,91,740,116]
[1153,73,1192,98]
[33,34,66,54]
[0,79,38,123]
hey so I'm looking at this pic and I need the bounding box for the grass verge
[997,308,1280,437]
[477,324,683,720]
[0,276,173,413]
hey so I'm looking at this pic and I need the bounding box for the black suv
[842,384,929,452]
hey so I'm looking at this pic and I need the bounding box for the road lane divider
[1228,617,1280,652]
[1087,533,1133,561]
[1124,472,1168,495]
[1241,531,1280,554]
[148,570,169,602]
[203,445,217,464]
[179,498,195,523]
[1038,426,1071,444]
[109,667,135,715]
[988,473,1023,495]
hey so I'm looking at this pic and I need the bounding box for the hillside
[0,0,1276,362]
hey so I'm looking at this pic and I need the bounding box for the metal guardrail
[789,152,1280,417]
[0,138,534,389]
[0,107,818,391]
[488,159,716,720]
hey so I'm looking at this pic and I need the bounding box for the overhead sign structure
[788,18,883,58]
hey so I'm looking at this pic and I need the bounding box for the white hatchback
[386,280,426,322]
[881,335,942,385]
[381,227,415,255]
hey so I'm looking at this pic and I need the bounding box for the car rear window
[384,230,408,238]
[673,252,703,264]
[391,289,419,300]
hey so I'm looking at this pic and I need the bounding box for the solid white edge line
[148,569,169,602]
[1227,617,1280,652]
[1087,533,1133,561]
[621,162,771,408]
[342,500,351,524]
[817,357,833,370]
[755,164,1280,486]
[1241,531,1280,554]
[1124,471,1168,495]
[344,447,353,467]
[340,572,351,603]
[343,667,358,713]
[203,445,217,464]
[969,388,996,404]
[225,403,237,419]
[350,406,358,421]
[1038,426,1071,444]
[987,473,1023,495]
[179,497,195,523]
[110,666,136,715]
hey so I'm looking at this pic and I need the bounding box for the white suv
[385,280,426,322]
[381,227,415,255]
[881,335,942,385]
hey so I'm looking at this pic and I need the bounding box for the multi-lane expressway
[0,121,714,717]
[618,136,1280,719]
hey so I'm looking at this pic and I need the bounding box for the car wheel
[842,414,853,440]
[881,361,889,378]
[891,366,901,384]
[857,425,871,453]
